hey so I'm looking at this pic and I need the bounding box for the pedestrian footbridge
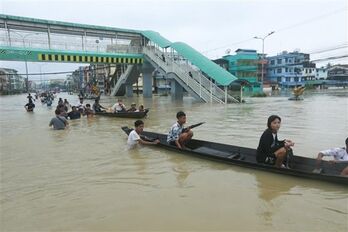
[0,14,239,103]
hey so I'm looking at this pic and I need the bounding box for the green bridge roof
[140,31,237,86]
[141,30,172,48]
[170,42,237,86]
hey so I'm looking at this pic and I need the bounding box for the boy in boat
[127,120,160,149]
[314,137,348,176]
[167,111,193,149]
[256,115,295,168]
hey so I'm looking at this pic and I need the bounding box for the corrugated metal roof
[141,30,172,48]
[170,42,237,86]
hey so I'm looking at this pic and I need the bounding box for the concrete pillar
[142,62,154,98]
[170,78,183,101]
[125,84,133,97]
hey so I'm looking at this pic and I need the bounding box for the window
[277,59,282,64]
[285,68,288,72]
[270,60,275,65]
[277,68,282,73]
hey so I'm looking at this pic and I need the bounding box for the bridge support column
[142,62,154,98]
[170,79,183,101]
[125,84,133,97]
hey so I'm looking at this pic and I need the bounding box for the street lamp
[9,31,39,93]
[254,31,275,88]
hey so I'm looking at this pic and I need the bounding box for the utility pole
[9,31,39,93]
[254,31,275,89]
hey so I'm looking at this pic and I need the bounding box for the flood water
[1,89,347,231]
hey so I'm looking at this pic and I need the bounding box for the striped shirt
[167,122,183,143]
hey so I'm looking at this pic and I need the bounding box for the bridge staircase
[110,64,140,96]
[143,46,239,103]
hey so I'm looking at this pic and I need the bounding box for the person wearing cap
[314,137,348,175]
[127,103,137,112]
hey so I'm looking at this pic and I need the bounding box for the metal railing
[0,29,142,54]
[110,65,134,96]
[143,46,238,103]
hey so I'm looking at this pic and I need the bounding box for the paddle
[182,122,205,133]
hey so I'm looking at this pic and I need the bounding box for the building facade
[315,67,328,80]
[266,51,316,87]
[0,68,25,94]
[221,49,263,92]
[327,65,348,81]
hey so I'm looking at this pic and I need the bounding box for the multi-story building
[0,68,25,94]
[315,67,327,80]
[267,51,316,87]
[327,64,348,81]
[220,49,264,92]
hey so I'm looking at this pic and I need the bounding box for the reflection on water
[0,89,348,231]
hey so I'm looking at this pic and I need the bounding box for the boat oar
[182,122,205,133]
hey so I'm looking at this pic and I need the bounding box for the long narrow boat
[96,109,149,119]
[122,127,348,185]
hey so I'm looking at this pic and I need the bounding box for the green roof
[170,42,237,86]
[141,30,172,48]
[0,14,141,34]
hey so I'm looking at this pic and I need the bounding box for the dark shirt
[68,111,81,120]
[93,103,104,112]
[25,102,35,110]
[256,128,284,163]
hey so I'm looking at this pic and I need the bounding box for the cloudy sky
[1,0,347,79]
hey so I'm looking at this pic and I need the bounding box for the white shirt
[127,130,140,149]
[112,103,126,112]
[320,147,348,161]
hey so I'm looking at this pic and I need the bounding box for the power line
[202,7,347,55]
[307,44,348,54]
[275,8,347,33]
[311,55,348,62]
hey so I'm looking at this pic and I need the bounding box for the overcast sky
[1,0,347,80]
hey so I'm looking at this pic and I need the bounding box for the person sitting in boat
[92,99,107,113]
[256,115,295,168]
[167,111,193,149]
[314,137,348,176]
[67,106,81,120]
[127,103,137,112]
[111,99,126,113]
[127,120,160,149]
[136,105,145,112]
[49,109,69,130]
[24,102,35,111]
